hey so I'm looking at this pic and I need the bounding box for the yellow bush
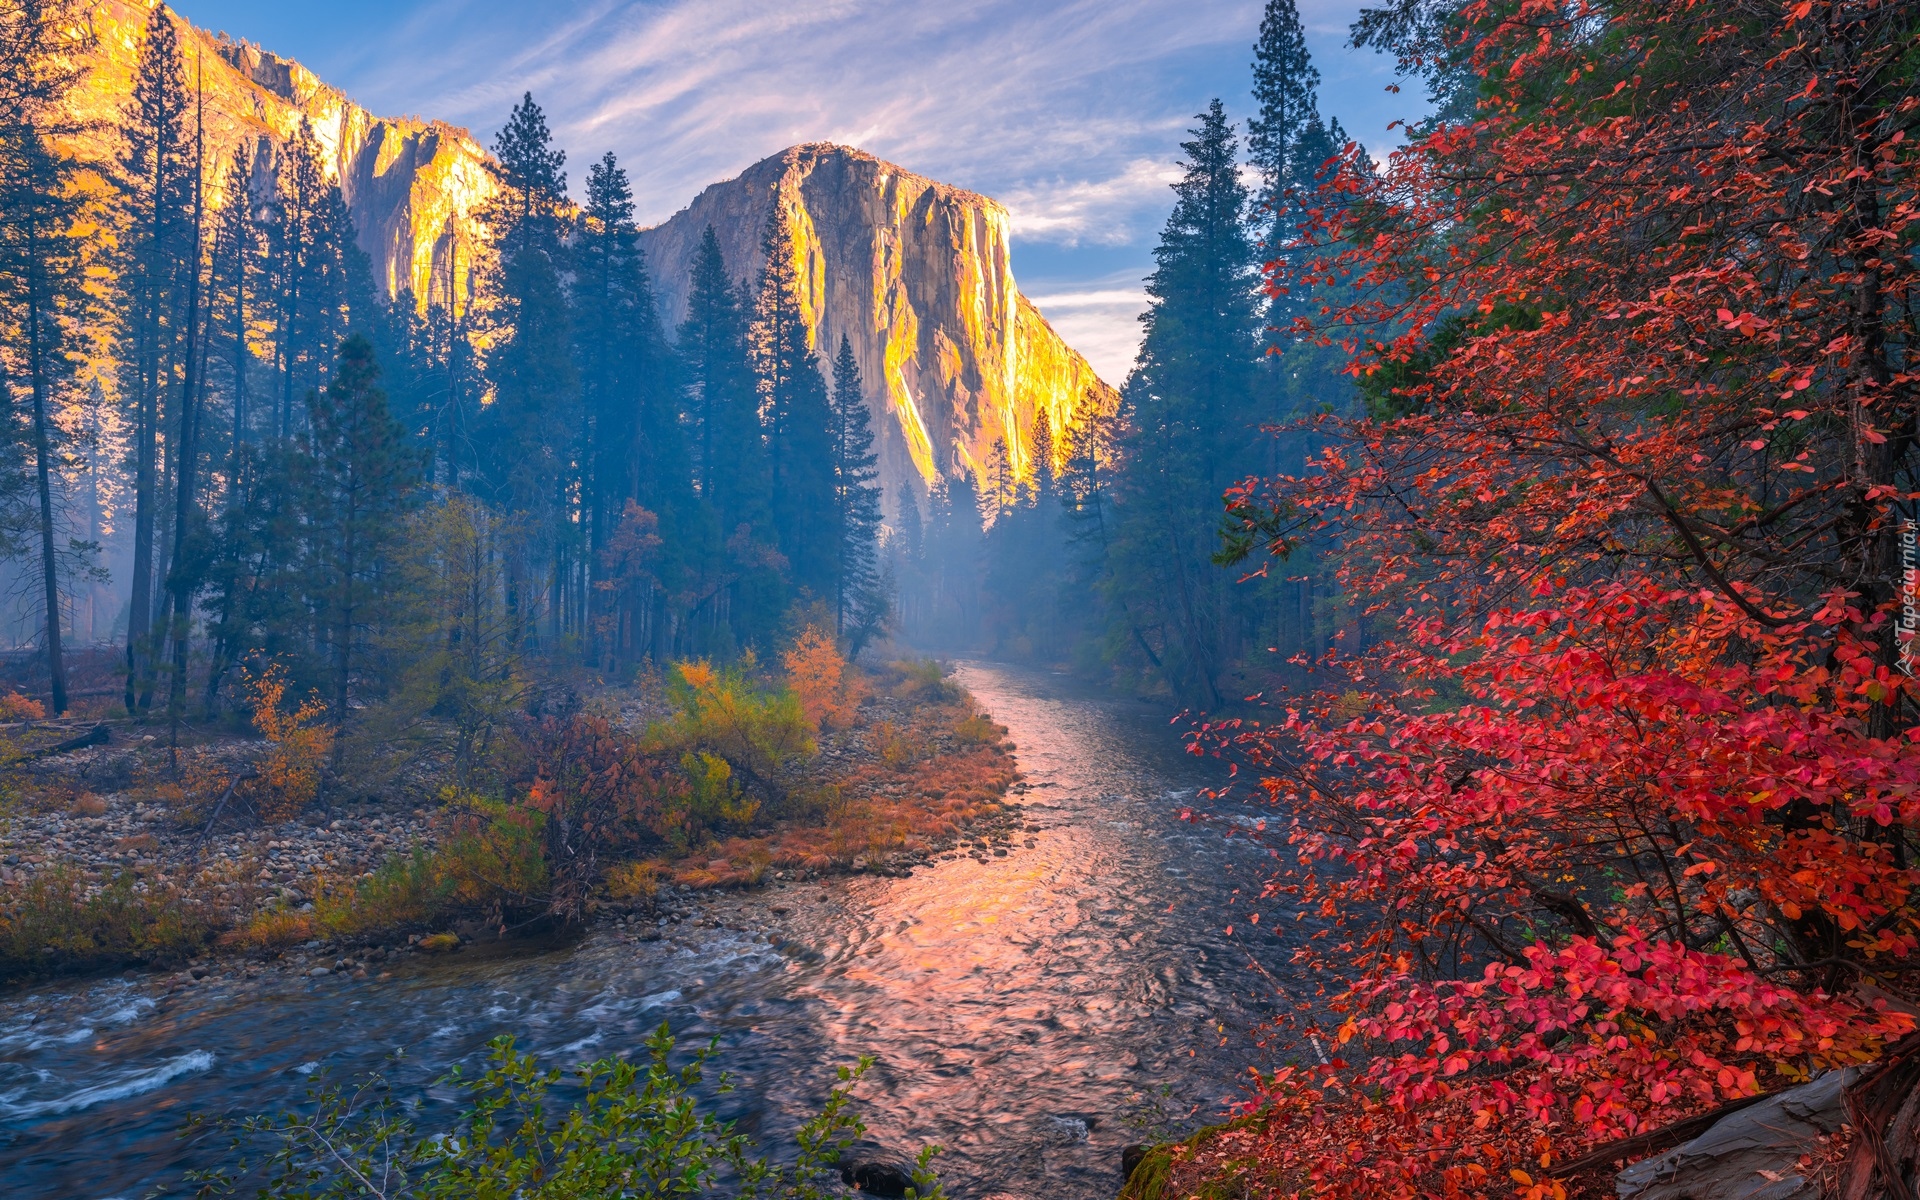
[221,908,317,952]
[605,860,660,903]
[954,711,1005,745]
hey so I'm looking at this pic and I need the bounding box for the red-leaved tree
[1201,0,1920,1193]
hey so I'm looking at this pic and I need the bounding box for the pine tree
[210,142,258,496]
[574,151,686,663]
[983,437,1013,523]
[827,334,881,635]
[680,225,760,514]
[1248,0,1349,341]
[1107,101,1265,706]
[749,207,835,601]
[1028,410,1056,503]
[117,5,194,711]
[0,0,94,714]
[163,69,211,748]
[200,145,275,715]
[267,119,330,438]
[474,93,575,645]
[302,333,421,734]
[1248,0,1321,213]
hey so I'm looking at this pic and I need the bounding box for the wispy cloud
[1003,157,1185,247]
[178,0,1419,375]
[309,0,1266,223]
[1024,273,1154,383]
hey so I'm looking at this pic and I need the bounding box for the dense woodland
[907,1,1361,707]
[0,0,890,731]
[0,0,1365,729]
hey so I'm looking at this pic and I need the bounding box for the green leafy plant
[181,1023,933,1199]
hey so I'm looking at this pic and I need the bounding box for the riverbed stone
[840,1158,914,1197]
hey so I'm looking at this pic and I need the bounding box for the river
[1,661,1300,1199]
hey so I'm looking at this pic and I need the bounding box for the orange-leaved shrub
[242,663,333,821]
[782,625,865,730]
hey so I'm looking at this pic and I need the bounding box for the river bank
[2,661,1292,1200]
[0,655,1023,987]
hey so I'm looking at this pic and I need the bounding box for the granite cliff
[638,144,1115,506]
[65,1,491,311]
[67,5,1114,506]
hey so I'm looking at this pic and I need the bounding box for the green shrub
[649,660,814,808]
[181,1023,947,1200]
[0,866,210,981]
[886,659,954,702]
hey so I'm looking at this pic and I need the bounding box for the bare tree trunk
[25,210,66,715]
[167,77,207,764]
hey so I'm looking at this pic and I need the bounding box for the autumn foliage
[1201,0,1920,1192]
[242,663,333,821]
[782,624,865,729]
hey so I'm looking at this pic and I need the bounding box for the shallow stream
[2,662,1298,1199]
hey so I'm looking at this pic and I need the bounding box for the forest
[0,0,893,735]
[3,0,1920,1196]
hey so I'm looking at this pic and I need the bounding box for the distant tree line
[892,0,1360,706]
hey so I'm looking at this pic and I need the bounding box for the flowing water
[1,662,1301,1199]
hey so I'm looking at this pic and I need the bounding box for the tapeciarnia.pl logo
[1901,518,1917,678]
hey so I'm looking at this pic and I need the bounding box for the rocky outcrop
[638,144,1115,510]
[63,1,491,309]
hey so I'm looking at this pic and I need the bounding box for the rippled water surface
[3,662,1298,1199]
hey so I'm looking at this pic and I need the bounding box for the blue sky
[174,0,1420,381]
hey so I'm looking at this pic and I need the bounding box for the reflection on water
[1,662,1299,1200]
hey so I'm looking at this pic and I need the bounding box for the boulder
[1616,1069,1857,1200]
[840,1158,915,1197]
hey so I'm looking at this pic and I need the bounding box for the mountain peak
[68,2,1111,510]
[642,143,1110,507]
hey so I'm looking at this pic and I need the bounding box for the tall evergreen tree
[749,208,835,601]
[826,334,881,635]
[302,333,421,734]
[1107,101,1265,706]
[680,226,759,515]
[1249,0,1340,335]
[199,144,281,715]
[163,71,210,744]
[117,6,194,710]
[210,142,258,494]
[1028,411,1056,503]
[1248,0,1320,211]
[0,0,94,714]
[574,151,686,663]
[474,92,575,645]
[267,119,329,438]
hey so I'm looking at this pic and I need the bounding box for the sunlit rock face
[67,1,491,308]
[68,10,1110,509]
[639,144,1115,508]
